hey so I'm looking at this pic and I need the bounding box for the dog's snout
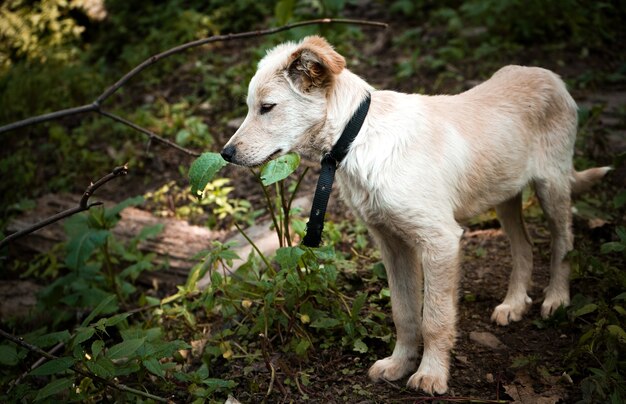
[221,145,236,162]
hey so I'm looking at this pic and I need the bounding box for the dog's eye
[260,103,276,114]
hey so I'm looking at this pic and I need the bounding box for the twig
[94,18,387,106]
[233,222,274,274]
[0,103,98,133]
[8,342,65,392]
[0,164,128,248]
[0,328,168,402]
[98,109,200,157]
[0,18,387,136]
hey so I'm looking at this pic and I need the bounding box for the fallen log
[5,193,225,285]
[6,193,312,287]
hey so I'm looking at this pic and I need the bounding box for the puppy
[221,36,610,394]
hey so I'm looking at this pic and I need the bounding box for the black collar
[302,93,371,248]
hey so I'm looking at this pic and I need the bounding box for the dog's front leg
[406,224,462,395]
[367,227,422,382]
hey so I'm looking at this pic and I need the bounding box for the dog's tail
[571,166,612,195]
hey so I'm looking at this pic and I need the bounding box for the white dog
[221,36,610,394]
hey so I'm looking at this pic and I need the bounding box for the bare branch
[0,18,387,139]
[0,328,168,402]
[0,103,98,133]
[95,18,387,104]
[0,165,129,248]
[98,109,200,157]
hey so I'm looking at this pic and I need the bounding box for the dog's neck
[321,69,373,157]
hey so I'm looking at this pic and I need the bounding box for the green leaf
[35,377,74,401]
[189,152,228,199]
[103,196,144,223]
[65,229,110,270]
[73,327,95,346]
[275,246,305,270]
[176,128,191,146]
[104,313,131,327]
[601,242,624,254]
[573,303,598,317]
[106,338,145,360]
[86,356,115,378]
[29,330,71,348]
[30,357,75,376]
[351,293,368,321]
[613,305,626,316]
[81,294,117,327]
[607,325,626,343]
[353,338,368,353]
[0,345,19,366]
[260,153,300,186]
[92,340,104,358]
[202,378,237,394]
[310,317,341,329]
[614,292,626,301]
[295,339,310,356]
[143,357,165,378]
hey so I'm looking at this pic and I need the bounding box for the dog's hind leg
[368,227,421,383]
[535,178,574,318]
[491,192,534,325]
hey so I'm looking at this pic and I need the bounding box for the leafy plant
[38,197,164,323]
[561,228,626,403]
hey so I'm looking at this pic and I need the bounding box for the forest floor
[3,9,625,404]
[186,23,625,402]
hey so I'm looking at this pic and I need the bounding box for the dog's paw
[368,356,415,382]
[541,290,570,318]
[406,362,448,395]
[491,295,532,326]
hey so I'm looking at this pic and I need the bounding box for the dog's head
[221,36,345,166]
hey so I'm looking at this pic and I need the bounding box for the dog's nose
[221,145,236,162]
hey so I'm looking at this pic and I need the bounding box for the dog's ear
[287,36,346,93]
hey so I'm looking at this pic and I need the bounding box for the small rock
[469,331,506,350]
[225,395,241,404]
[485,373,495,383]
[455,355,469,365]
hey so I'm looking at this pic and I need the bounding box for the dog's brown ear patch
[287,36,346,92]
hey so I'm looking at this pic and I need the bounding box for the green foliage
[561,228,626,403]
[458,0,621,47]
[145,179,255,228]
[0,0,87,69]
[181,242,391,366]
[38,197,163,322]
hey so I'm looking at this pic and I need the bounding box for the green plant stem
[275,182,285,246]
[0,328,168,402]
[279,181,292,246]
[102,239,123,304]
[287,167,309,215]
[251,168,283,248]
[233,222,274,276]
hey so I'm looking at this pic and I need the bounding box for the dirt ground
[211,216,589,403]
